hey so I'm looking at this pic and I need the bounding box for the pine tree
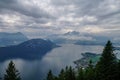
[63,66,76,80]
[58,69,65,80]
[95,40,117,80]
[47,70,55,80]
[68,66,76,80]
[4,61,21,80]
[77,67,85,80]
[85,60,95,80]
[116,60,120,80]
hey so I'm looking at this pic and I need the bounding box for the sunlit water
[0,44,104,80]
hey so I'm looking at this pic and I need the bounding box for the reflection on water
[0,44,103,80]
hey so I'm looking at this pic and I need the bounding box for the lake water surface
[0,44,104,80]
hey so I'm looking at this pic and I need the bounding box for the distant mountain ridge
[46,31,120,45]
[0,32,28,46]
[0,39,59,61]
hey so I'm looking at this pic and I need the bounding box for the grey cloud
[0,0,120,39]
[0,0,53,19]
[52,0,120,26]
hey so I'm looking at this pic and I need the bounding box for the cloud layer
[0,0,120,39]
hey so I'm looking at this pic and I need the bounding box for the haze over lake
[0,44,104,80]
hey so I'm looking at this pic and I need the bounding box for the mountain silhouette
[0,39,59,61]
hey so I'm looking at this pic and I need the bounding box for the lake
[0,44,104,80]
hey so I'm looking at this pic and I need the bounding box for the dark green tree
[63,66,76,80]
[58,69,65,80]
[64,66,69,80]
[46,70,55,80]
[77,67,85,80]
[95,40,117,80]
[68,66,76,80]
[4,61,21,80]
[85,60,95,80]
[116,60,120,80]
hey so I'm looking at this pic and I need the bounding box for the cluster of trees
[0,61,21,80]
[46,41,120,80]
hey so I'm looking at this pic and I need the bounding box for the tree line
[45,41,120,80]
[0,40,120,80]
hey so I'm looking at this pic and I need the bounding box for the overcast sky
[0,0,120,39]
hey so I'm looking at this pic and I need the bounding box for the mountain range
[0,39,59,61]
[0,31,120,46]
